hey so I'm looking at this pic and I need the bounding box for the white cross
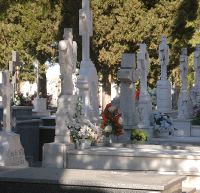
[79,0,93,61]
[0,71,14,132]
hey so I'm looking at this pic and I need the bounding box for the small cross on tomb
[0,71,14,132]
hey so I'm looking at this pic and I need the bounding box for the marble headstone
[0,71,28,167]
[118,53,138,130]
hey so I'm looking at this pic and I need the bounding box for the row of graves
[0,0,200,192]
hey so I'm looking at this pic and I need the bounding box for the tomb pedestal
[0,131,28,167]
[156,80,172,113]
[32,98,50,116]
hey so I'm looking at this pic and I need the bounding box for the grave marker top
[79,0,93,61]
[0,71,13,132]
[180,48,188,91]
[159,36,169,80]
[137,43,149,95]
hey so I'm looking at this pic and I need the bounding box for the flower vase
[79,139,91,149]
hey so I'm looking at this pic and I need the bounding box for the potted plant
[130,129,148,144]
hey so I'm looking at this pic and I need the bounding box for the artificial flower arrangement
[101,101,124,137]
[153,111,175,135]
[68,97,99,145]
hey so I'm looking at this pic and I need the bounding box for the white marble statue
[59,28,77,95]
[156,36,172,112]
[137,44,152,128]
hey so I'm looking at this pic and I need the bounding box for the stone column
[0,71,28,167]
[178,48,192,119]
[118,53,138,132]
[77,0,99,124]
[137,44,152,129]
[156,36,172,112]
[193,44,200,106]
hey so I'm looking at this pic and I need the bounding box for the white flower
[118,117,123,125]
[104,125,112,133]
[108,106,117,112]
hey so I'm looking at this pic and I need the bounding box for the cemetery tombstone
[156,36,172,112]
[32,60,50,115]
[191,44,200,107]
[118,53,138,139]
[137,44,152,129]
[0,71,28,167]
[178,48,192,119]
[77,0,99,124]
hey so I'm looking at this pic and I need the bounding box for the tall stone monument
[178,48,192,119]
[156,36,172,112]
[43,28,76,168]
[118,53,138,140]
[191,44,200,107]
[137,44,152,129]
[0,71,28,167]
[77,0,99,123]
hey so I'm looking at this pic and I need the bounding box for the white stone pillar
[137,44,152,129]
[178,48,192,119]
[156,36,172,112]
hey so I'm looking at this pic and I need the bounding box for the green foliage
[130,129,148,143]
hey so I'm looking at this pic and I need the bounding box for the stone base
[173,119,191,137]
[42,142,75,168]
[0,131,28,167]
[0,167,185,193]
[33,98,49,114]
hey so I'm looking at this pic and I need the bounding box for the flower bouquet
[101,103,124,137]
[153,111,175,136]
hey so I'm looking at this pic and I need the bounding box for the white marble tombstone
[77,0,99,124]
[156,36,172,112]
[178,48,192,119]
[32,60,50,115]
[137,44,152,129]
[0,71,28,167]
[43,29,76,168]
[118,53,138,131]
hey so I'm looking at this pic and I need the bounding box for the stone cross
[137,43,149,97]
[79,0,93,62]
[9,51,23,94]
[0,71,14,132]
[159,36,169,80]
[118,53,138,130]
[33,60,40,98]
[180,48,188,91]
